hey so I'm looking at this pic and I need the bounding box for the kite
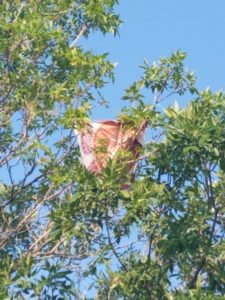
[75,120,147,177]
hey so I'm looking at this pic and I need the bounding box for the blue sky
[83,0,225,118]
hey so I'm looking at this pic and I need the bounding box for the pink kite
[75,120,146,176]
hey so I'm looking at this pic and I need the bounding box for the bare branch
[104,199,127,271]
[70,24,88,48]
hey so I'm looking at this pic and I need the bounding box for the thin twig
[188,163,218,288]
[70,24,88,48]
[104,199,127,271]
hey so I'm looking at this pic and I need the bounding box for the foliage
[0,1,225,299]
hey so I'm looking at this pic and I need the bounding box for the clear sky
[83,0,225,119]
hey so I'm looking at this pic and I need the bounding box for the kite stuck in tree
[75,120,147,176]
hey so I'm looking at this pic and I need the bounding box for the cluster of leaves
[0,1,225,299]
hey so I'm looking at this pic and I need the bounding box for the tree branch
[70,24,88,48]
[104,199,127,271]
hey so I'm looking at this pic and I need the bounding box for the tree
[0,1,225,299]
